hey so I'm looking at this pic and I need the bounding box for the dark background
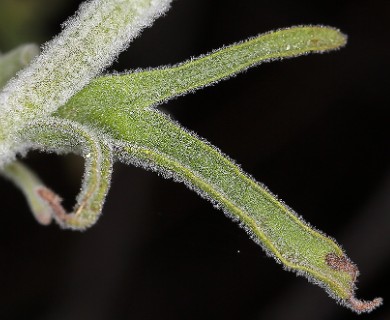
[0,0,389,319]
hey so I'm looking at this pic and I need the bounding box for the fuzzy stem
[0,0,172,159]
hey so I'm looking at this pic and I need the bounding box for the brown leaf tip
[34,209,53,226]
[325,253,383,313]
[347,296,383,314]
[325,252,358,281]
[36,186,67,221]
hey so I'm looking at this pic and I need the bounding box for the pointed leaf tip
[347,296,383,314]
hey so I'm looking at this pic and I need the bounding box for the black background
[0,0,389,319]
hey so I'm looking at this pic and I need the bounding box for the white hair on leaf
[0,0,172,163]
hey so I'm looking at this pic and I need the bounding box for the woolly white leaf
[0,0,172,165]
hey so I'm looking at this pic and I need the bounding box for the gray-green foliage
[0,0,382,314]
[0,44,39,89]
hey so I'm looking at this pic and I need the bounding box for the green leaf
[55,26,380,312]
[58,103,378,310]
[67,26,346,111]
[17,118,113,230]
